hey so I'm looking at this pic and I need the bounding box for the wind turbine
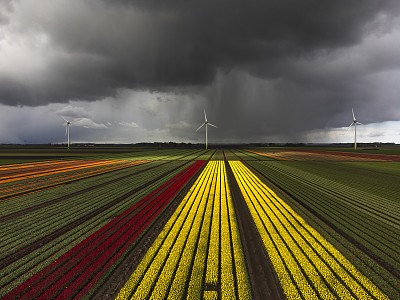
[61,117,71,150]
[196,109,217,150]
[348,108,363,150]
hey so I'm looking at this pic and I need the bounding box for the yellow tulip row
[203,290,218,300]
[220,160,236,299]
[116,161,251,299]
[115,160,213,299]
[229,161,389,300]
[204,161,221,287]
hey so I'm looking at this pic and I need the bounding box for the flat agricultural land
[0,146,399,299]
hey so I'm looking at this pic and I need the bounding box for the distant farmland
[0,147,399,299]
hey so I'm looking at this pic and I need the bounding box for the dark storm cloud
[1,0,399,106]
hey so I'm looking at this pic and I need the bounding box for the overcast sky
[1,0,400,144]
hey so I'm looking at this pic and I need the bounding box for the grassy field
[0,146,399,299]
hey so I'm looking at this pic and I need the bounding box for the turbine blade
[196,123,205,131]
[60,115,68,123]
[352,108,356,121]
[204,109,207,122]
[65,125,68,136]
[357,122,363,125]
[208,123,217,128]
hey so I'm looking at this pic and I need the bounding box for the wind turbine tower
[196,109,217,150]
[61,117,71,150]
[348,108,363,150]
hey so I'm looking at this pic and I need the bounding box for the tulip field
[0,146,399,299]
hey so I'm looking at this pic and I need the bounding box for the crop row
[2,161,205,299]
[230,161,388,299]
[117,161,251,299]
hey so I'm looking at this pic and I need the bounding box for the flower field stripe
[0,160,114,181]
[220,161,236,299]
[3,161,205,299]
[147,163,213,299]
[231,162,319,299]
[234,164,347,299]
[126,163,213,299]
[0,160,132,184]
[205,161,221,287]
[185,169,215,300]
[114,170,204,298]
[229,161,389,300]
[0,160,146,193]
[0,160,149,200]
[225,161,252,300]
[0,160,75,172]
[169,162,216,299]
[116,161,251,300]
[232,161,388,299]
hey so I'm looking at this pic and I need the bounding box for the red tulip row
[3,160,205,300]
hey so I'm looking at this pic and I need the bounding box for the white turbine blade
[208,123,217,128]
[196,123,205,131]
[352,108,356,121]
[60,115,68,123]
[357,122,363,125]
[346,123,353,130]
[65,125,68,136]
[204,109,207,122]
